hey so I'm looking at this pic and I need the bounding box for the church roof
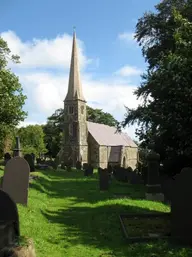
[87,121,137,147]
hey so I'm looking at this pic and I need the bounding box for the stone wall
[121,146,138,170]
[99,146,108,168]
[88,133,99,167]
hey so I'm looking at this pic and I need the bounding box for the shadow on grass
[30,169,145,204]
[41,204,191,257]
[31,169,192,256]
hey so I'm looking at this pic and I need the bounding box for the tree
[43,106,119,157]
[0,37,27,156]
[43,108,63,158]
[122,1,192,173]
[18,125,46,156]
[87,106,118,127]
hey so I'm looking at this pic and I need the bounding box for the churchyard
[1,149,192,257]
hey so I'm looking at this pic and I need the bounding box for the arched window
[68,106,74,114]
[81,105,84,114]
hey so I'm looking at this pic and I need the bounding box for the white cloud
[118,32,136,43]
[1,30,90,69]
[17,121,46,128]
[1,31,142,140]
[115,65,142,77]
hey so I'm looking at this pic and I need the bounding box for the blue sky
[0,0,159,139]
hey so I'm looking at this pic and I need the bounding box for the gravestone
[31,153,35,163]
[4,153,11,166]
[24,154,35,172]
[76,161,82,170]
[145,151,164,202]
[2,156,30,205]
[130,172,143,185]
[83,163,88,170]
[13,136,22,157]
[160,175,174,204]
[99,168,109,191]
[0,189,20,249]
[53,156,60,170]
[171,167,192,244]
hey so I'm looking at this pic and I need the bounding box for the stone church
[58,31,138,169]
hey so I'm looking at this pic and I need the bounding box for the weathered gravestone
[31,153,35,163]
[24,154,35,172]
[171,167,192,244]
[76,161,82,170]
[0,189,20,249]
[145,151,164,202]
[113,167,129,182]
[130,172,143,185]
[4,153,11,166]
[84,164,93,176]
[2,157,30,205]
[160,175,174,204]
[13,136,22,157]
[83,163,88,170]
[99,168,109,191]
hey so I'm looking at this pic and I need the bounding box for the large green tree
[122,1,192,171]
[43,106,119,157]
[18,125,46,156]
[0,37,27,156]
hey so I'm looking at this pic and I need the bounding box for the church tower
[62,30,88,166]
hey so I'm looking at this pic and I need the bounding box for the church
[58,31,138,169]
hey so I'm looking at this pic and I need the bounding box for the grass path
[1,168,192,256]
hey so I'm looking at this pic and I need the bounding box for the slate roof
[87,121,137,147]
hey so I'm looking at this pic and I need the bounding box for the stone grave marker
[4,153,11,166]
[145,151,164,202]
[31,153,35,163]
[13,136,22,157]
[76,161,82,170]
[0,189,20,249]
[171,167,192,244]
[99,168,109,191]
[24,154,35,172]
[130,172,143,185]
[3,156,30,205]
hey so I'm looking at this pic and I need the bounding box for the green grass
[2,168,192,256]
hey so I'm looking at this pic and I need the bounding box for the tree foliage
[0,36,27,156]
[17,125,46,156]
[87,106,118,127]
[122,0,192,169]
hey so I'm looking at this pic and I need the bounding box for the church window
[81,106,84,114]
[69,124,73,135]
[68,106,74,114]
[69,123,77,138]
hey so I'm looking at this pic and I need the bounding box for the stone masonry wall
[88,133,99,167]
[121,146,138,170]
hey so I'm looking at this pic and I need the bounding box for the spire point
[73,26,76,34]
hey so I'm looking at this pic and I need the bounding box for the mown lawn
[1,167,192,257]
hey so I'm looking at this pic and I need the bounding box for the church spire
[64,29,85,102]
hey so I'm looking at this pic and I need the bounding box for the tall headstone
[2,157,30,205]
[24,154,35,172]
[0,189,20,249]
[145,151,164,202]
[13,136,22,157]
[171,167,192,244]
[99,168,109,191]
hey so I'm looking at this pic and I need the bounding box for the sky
[0,0,158,140]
